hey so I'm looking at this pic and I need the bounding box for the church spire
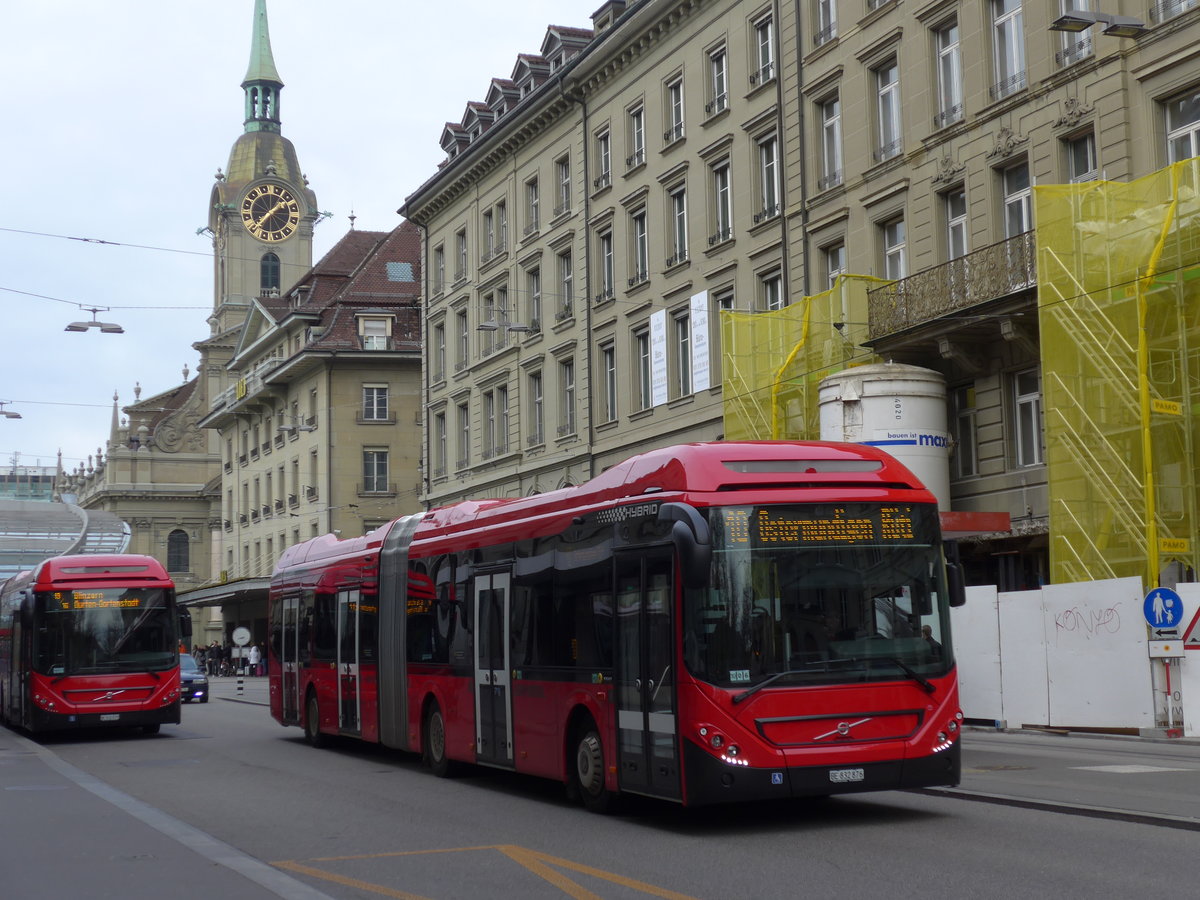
[241,0,283,134]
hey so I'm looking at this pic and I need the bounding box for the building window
[558,359,576,436]
[433,245,445,294]
[630,210,649,284]
[815,0,837,46]
[556,250,573,320]
[752,14,774,84]
[528,371,544,445]
[665,77,684,142]
[819,95,842,189]
[455,229,467,281]
[363,449,389,493]
[1003,162,1032,238]
[433,323,446,381]
[708,48,728,114]
[483,387,509,457]
[757,135,779,221]
[945,189,968,260]
[260,252,280,293]
[1153,0,1200,24]
[883,218,906,280]
[628,105,646,168]
[598,230,615,300]
[874,61,902,162]
[496,201,506,251]
[935,21,963,128]
[824,243,846,289]
[636,329,652,410]
[951,385,978,479]
[455,309,469,370]
[555,155,571,216]
[668,187,687,264]
[433,412,447,476]
[1166,88,1200,163]
[1066,132,1097,183]
[1056,0,1093,67]
[483,209,494,259]
[761,271,783,311]
[166,529,189,573]
[1013,369,1043,467]
[595,131,612,189]
[362,385,388,421]
[710,161,732,244]
[525,177,540,234]
[674,312,692,397]
[601,343,617,422]
[526,266,542,330]
[991,0,1026,100]
[456,402,470,468]
[360,317,389,350]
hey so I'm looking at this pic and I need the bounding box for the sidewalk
[0,718,328,900]
[209,670,270,706]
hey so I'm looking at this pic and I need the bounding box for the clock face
[241,183,300,242]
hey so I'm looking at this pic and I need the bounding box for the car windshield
[682,503,953,689]
[180,653,200,673]
[33,588,176,675]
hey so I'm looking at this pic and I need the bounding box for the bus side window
[312,590,335,661]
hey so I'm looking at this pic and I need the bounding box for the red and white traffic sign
[1182,606,1200,649]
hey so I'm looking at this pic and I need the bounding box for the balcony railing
[933,104,963,129]
[1055,37,1093,68]
[990,71,1027,101]
[866,231,1036,340]
[1150,0,1199,24]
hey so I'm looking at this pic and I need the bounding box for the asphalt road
[4,680,1198,900]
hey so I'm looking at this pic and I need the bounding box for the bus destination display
[723,505,919,545]
[52,590,149,611]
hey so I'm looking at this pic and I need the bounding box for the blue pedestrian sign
[1143,587,1183,629]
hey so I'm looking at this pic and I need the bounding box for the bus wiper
[732,666,819,704]
[836,655,935,693]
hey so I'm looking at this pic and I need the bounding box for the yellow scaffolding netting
[1038,157,1200,586]
[722,274,883,441]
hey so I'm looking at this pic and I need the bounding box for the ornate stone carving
[1053,97,1094,129]
[986,125,1028,160]
[154,412,205,454]
[931,154,966,185]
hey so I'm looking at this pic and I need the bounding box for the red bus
[269,441,965,808]
[0,554,187,735]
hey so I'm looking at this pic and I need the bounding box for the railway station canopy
[0,499,131,581]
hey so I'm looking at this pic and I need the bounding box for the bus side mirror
[658,502,712,591]
[946,562,966,607]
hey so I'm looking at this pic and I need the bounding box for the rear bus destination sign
[726,506,918,545]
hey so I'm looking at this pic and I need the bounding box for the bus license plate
[829,767,865,784]
[99,714,120,722]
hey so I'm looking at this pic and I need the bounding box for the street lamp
[65,307,125,334]
[1049,10,1147,38]
[0,401,21,419]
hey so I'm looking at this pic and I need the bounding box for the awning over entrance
[178,576,270,608]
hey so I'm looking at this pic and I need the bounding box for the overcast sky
[0,0,596,475]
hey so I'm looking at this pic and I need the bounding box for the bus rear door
[337,588,361,733]
[281,595,300,722]
[615,551,681,800]
[474,572,513,766]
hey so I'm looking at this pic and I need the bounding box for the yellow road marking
[272,859,436,900]
[272,843,702,900]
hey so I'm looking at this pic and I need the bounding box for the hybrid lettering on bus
[269,442,965,809]
[0,554,187,734]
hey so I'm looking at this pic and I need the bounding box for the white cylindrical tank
[818,363,950,510]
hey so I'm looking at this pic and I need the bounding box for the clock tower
[207,0,318,337]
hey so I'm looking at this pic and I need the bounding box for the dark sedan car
[180,653,209,703]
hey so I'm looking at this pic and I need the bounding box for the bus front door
[473,572,513,766]
[337,588,361,733]
[615,552,680,800]
[281,595,300,723]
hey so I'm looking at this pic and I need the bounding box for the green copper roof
[242,0,282,87]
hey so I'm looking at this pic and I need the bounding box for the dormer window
[358,316,392,350]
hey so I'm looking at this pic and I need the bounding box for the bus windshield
[683,503,952,689]
[33,588,176,675]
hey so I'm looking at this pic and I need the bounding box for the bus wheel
[424,703,454,777]
[574,725,613,813]
[304,692,325,748]
[142,723,160,735]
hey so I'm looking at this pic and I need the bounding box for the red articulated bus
[0,554,186,735]
[269,441,965,809]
